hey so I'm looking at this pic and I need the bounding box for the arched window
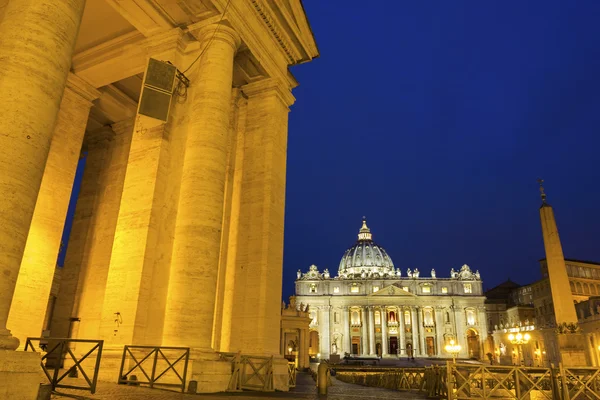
[576,282,583,294]
[375,311,381,325]
[584,284,591,295]
[445,312,451,324]
[389,311,396,322]
[351,310,361,325]
[570,281,575,292]
[404,310,411,325]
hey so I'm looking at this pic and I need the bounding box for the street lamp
[508,332,530,365]
[445,339,461,363]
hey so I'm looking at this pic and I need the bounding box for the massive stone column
[162,24,240,349]
[368,307,375,355]
[98,111,176,347]
[7,75,99,347]
[0,0,85,351]
[50,121,133,344]
[229,78,295,355]
[381,308,388,356]
[399,307,406,356]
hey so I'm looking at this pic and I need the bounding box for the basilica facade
[295,220,488,360]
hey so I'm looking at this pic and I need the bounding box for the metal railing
[288,362,297,388]
[118,345,190,393]
[24,337,103,394]
[221,352,274,391]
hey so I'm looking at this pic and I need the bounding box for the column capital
[66,73,101,104]
[111,118,136,136]
[242,78,295,107]
[190,23,241,51]
[83,126,115,149]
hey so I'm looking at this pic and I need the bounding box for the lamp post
[508,332,530,365]
[445,339,461,363]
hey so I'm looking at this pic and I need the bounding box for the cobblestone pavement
[50,372,430,399]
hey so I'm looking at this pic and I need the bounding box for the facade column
[320,306,331,359]
[417,306,427,356]
[342,307,350,354]
[399,307,406,356]
[435,307,445,357]
[299,328,307,369]
[455,306,468,358]
[162,25,240,349]
[368,306,376,355]
[381,308,388,356]
[226,79,295,355]
[0,0,86,350]
[7,75,100,346]
[361,307,368,355]
[411,307,419,356]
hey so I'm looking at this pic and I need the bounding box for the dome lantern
[338,218,395,278]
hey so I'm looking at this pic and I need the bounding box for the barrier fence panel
[24,337,103,394]
[221,352,274,392]
[288,362,297,388]
[118,345,190,393]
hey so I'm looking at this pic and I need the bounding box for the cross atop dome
[358,217,372,241]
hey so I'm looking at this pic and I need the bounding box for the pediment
[370,284,416,297]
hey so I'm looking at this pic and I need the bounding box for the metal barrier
[335,366,429,392]
[24,337,103,394]
[288,362,297,388]
[330,362,600,400]
[221,352,274,391]
[118,345,190,393]
[447,362,600,400]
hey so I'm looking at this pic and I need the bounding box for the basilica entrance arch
[467,329,481,359]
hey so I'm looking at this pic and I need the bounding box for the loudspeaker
[137,58,177,128]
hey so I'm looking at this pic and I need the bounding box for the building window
[334,312,339,323]
[402,287,409,292]
[375,311,381,325]
[404,310,411,325]
[466,309,476,326]
[333,286,339,293]
[351,285,359,293]
[373,286,379,293]
[445,312,450,323]
[463,283,472,294]
[309,284,317,293]
[351,310,361,325]
[441,287,448,294]
[422,286,431,294]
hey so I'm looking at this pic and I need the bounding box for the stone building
[280,297,311,370]
[0,0,318,396]
[486,259,600,366]
[294,220,488,361]
[486,184,596,367]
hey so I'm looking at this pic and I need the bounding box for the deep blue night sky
[282,1,600,299]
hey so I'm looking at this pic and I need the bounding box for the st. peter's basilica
[294,219,488,360]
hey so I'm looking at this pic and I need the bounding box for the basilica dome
[337,219,395,278]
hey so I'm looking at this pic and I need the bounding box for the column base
[0,329,20,350]
[0,350,44,400]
